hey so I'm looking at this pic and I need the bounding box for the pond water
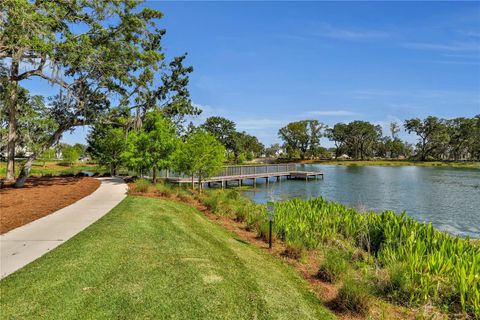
[240,164,480,238]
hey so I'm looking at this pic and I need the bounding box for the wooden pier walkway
[164,164,323,188]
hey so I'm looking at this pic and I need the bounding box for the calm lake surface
[241,165,480,238]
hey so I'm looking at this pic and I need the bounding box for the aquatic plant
[271,197,480,316]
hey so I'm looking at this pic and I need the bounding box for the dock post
[266,177,269,184]
[253,178,256,188]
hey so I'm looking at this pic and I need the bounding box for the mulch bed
[0,177,101,234]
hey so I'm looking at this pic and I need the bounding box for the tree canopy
[174,129,225,189]
[1,0,197,186]
[202,116,264,163]
[278,120,325,159]
[87,125,127,176]
[123,112,179,183]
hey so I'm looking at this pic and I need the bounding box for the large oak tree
[1,0,197,186]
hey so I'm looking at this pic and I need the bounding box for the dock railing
[157,163,297,179]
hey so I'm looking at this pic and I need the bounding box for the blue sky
[24,1,480,147]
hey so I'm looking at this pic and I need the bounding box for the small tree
[62,146,80,166]
[40,148,56,168]
[73,143,87,157]
[237,153,247,164]
[123,112,179,183]
[246,150,254,161]
[87,125,127,176]
[175,129,225,190]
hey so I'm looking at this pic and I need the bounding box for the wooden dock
[164,164,323,188]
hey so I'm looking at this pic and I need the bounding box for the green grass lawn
[0,160,109,178]
[0,196,334,319]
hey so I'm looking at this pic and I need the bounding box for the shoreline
[293,159,480,169]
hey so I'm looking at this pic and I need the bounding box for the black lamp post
[267,202,274,249]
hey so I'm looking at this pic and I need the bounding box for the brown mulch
[0,177,101,234]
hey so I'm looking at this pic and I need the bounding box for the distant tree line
[276,116,480,161]
[201,116,264,163]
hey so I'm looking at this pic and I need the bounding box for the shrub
[376,263,416,303]
[334,277,371,315]
[317,249,349,283]
[155,182,173,196]
[282,242,305,261]
[177,192,193,203]
[226,189,240,200]
[202,191,221,211]
[135,179,151,193]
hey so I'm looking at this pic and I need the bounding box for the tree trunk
[110,163,117,176]
[15,125,66,187]
[14,155,35,188]
[152,166,157,183]
[6,57,19,182]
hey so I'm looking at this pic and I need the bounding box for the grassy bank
[0,196,333,319]
[301,159,480,168]
[132,180,478,318]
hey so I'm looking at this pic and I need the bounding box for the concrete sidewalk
[0,177,127,279]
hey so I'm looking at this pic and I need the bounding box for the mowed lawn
[0,196,334,319]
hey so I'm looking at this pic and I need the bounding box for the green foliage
[174,129,225,188]
[377,263,415,302]
[278,120,325,159]
[200,189,480,317]
[246,150,254,161]
[265,143,281,157]
[123,112,179,182]
[202,116,237,150]
[201,116,264,162]
[325,121,382,160]
[134,179,152,193]
[155,181,172,196]
[87,125,126,175]
[317,249,350,283]
[334,277,371,315]
[404,117,449,161]
[270,197,480,316]
[72,143,86,156]
[0,85,58,156]
[2,0,197,185]
[0,196,334,319]
[233,131,264,161]
[40,148,56,162]
[62,146,80,166]
[237,153,247,164]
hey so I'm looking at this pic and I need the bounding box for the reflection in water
[240,165,480,238]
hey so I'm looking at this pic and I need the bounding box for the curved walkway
[0,177,127,278]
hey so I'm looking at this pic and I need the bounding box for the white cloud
[402,41,480,52]
[305,110,358,116]
[236,119,286,130]
[313,24,389,41]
